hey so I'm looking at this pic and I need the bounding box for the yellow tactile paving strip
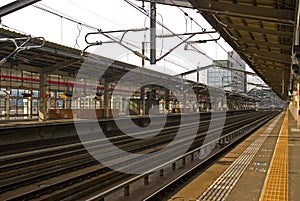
[168,113,284,201]
[260,111,288,201]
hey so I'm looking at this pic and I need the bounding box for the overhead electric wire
[63,0,124,29]
[163,58,189,70]
[33,4,98,31]
[61,0,145,49]
[35,0,213,70]
[123,0,214,62]
[0,23,29,36]
[156,12,165,56]
[34,3,141,49]
[32,3,141,50]
[168,0,246,69]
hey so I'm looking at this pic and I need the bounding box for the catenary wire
[124,0,214,62]
[32,3,141,49]
[168,0,246,69]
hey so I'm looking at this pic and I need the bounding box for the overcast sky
[0,0,265,86]
[0,0,230,57]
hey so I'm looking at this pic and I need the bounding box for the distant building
[207,51,246,93]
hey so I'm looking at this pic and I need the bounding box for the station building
[0,28,259,120]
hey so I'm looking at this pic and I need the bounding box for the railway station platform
[0,115,149,145]
[0,110,253,146]
[169,110,298,201]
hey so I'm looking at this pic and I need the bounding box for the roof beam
[0,31,82,60]
[0,0,41,17]
[1,61,41,73]
[252,61,289,71]
[189,0,295,24]
[42,58,80,74]
[176,64,256,76]
[226,24,294,37]
[238,38,291,50]
[39,46,82,60]
[252,59,289,68]
[243,48,291,63]
[25,52,48,61]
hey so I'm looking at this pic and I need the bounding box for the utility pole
[142,42,145,67]
[196,65,200,112]
[140,41,146,115]
[150,0,156,64]
[244,72,247,94]
[197,65,200,83]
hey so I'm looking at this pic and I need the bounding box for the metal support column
[296,74,300,127]
[244,72,247,94]
[196,66,201,112]
[197,66,200,83]
[293,0,300,125]
[63,98,67,109]
[140,42,146,116]
[103,80,110,118]
[39,73,48,121]
[28,92,32,119]
[183,93,187,113]
[140,87,145,115]
[142,41,146,67]
[5,91,10,120]
[181,75,186,113]
[150,0,156,64]
[165,89,170,113]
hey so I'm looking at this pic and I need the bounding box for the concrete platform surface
[169,111,294,201]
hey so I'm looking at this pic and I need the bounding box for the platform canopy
[142,0,298,100]
[0,28,196,88]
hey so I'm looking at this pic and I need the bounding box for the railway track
[142,111,279,201]
[0,110,279,201]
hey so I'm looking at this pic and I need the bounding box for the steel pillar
[5,92,10,120]
[103,80,110,118]
[39,73,48,121]
[150,0,156,64]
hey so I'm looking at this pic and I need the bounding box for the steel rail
[0,111,276,200]
[84,111,278,201]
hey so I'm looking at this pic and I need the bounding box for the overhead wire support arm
[155,30,218,62]
[186,34,221,44]
[100,28,148,34]
[175,64,257,77]
[157,30,217,38]
[0,36,45,65]
[83,28,149,60]
[155,33,196,62]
